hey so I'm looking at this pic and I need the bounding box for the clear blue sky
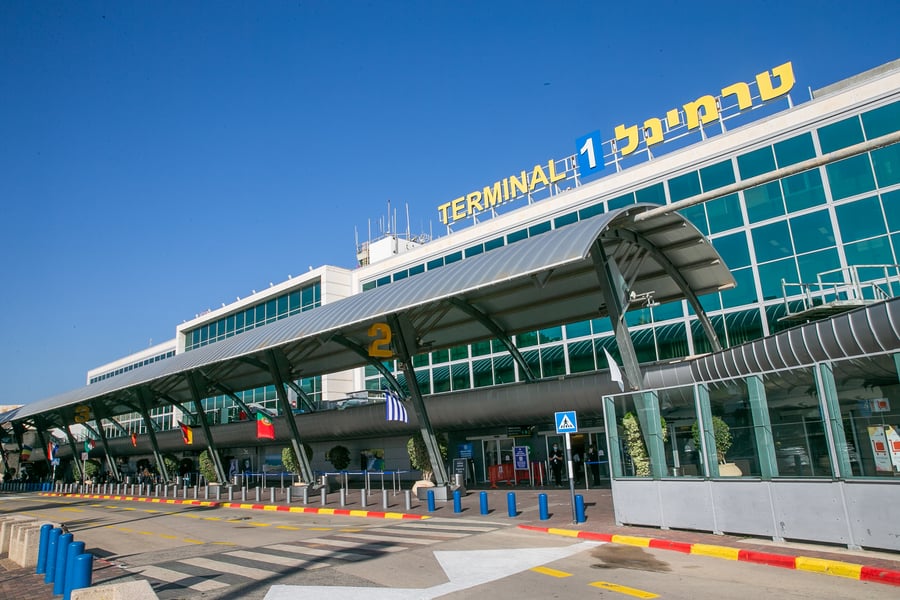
[1,1,898,406]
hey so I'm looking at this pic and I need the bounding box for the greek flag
[385,389,408,423]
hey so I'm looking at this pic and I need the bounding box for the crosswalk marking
[338,532,437,545]
[265,543,367,561]
[365,526,469,539]
[133,564,229,591]
[394,522,497,532]
[181,556,279,579]
[225,549,328,569]
[302,537,408,552]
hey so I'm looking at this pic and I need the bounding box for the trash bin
[233,474,243,487]
[453,473,466,495]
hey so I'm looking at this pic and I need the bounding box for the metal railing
[781,264,900,319]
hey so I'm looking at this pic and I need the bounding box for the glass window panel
[678,203,708,235]
[415,369,431,395]
[652,300,683,321]
[608,392,648,477]
[538,326,563,344]
[713,231,751,269]
[724,308,764,345]
[567,340,595,373]
[554,212,578,228]
[244,308,255,328]
[632,327,657,363]
[871,144,900,187]
[836,196,886,242]
[699,160,735,191]
[797,248,841,283]
[302,286,315,308]
[783,169,826,213]
[521,350,541,380]
[288,291,301,311]
[255,304,266,325]
[826,155,876,200]
[766,368,832,477]
[636,182,666,204]
[266,299,277,322]
[656,323,687,360]
[507,229,528,243]
[472,359,494,388]
[818,116,864,153]
[844,235,894,266]
[698,289,722,313]
[432,366,450,393]
[362,281,376,291]
[752,220,793,262]
[277,295,288,316]
[426,257,444,270]
[409,264,425,276]
[657,385,701,476]
[430,348,449,364]
[449,345,469,361]
[412,353,429,367]
[608,192,635,210]
[706,194,743,233]
[883,190,900,232]
[591,317,613,335]
[774,132,816,167]
[565,320,592,339]
[540,346,566,377]
[708,379,762,477]
[392,270,408,281]
[757,257,799,300]
[861,100,900,138]
[579,203,605,220]
[444,251,462,264]
[529,221,551,236]
[789,209,835,253]
[450,362,471,390]
[668,171,701,202]
[485,237,505,251]
[691,316,726,354]
[375,275,390,287]
[464,244,483,258]
[737,146,776,179]
[721,267,758,308]
[313,284,321,306]
[744,182,785,222]
[493,355,515,385]
[471,339,491,357]
[516,331,538,348]
[625,307,652,327]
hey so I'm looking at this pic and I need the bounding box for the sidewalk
[4,484,900,597]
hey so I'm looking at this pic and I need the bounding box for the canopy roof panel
[4,204,733,426]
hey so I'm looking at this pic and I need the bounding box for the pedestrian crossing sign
[555,411,578,434]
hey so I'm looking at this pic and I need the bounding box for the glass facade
[88,349,175,384]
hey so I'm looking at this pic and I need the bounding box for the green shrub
[406,432,448,482]
[199,450,219,484]
[326,445,351,470]
[282,444,313,475]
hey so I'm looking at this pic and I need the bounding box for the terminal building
[3,59,900,551]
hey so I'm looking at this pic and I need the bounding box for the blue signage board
[555,411,578,434]
[513,446,529,470]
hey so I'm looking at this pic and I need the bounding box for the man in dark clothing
[586,444,601,485]
[549,443,564,486]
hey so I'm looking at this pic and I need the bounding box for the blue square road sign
[555,411,578,434]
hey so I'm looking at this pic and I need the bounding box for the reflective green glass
[591,317,613,334]
[862,100,900,138]
[289,291,301,311]
[409,264,425,276]
[538,326,562,344]
[565,320,592,339]
[668,171,701,202]
[540,346,566,377]
[656,323,688,360]
[426,257,444,270]
[678,204,707,235]
[737,146,776,179]
[818,116,864,153]
[444,251,462,264]
[449,345,469,361]
[375,275,390,287]
[700,160,735,191]
[883,190,900,232]
[567,340,595,373]
[752,220,793,262]
[652,300,683,321]
[554,212,578,228]
[721,267,758,308]
[698,290,722,312]
[494,355,515,384]
[485,237,505,251]
[757,257,799,300]
[430,348,449,364]
[432,366,450,393]
[464,244,483,258]
[362,281,376,291]
[522,350,541,380]
[636,182,666,204]
[517,331,538,347]
[255,304,265,325]
[744,182,784,222]
[835,196,886,242]
[844,235,894,265]
[472,359,494,387]
[412,353,429,367]
[691,316,726,354]
[871,144,900,187]
[608,192,635,210]
[782,169,826,212]
[529,221,551,236]
[712,231,751,268]
[724,309,764,345]
[579,203,605,220]
[789,209,835,253]
[470,339,491,357]
[277,296,288,316]
[826,155,876,200]
[625,307,652,327]
[706,194,743,233]
[507,229,528,243]
[364,364,379,377]
[451,363,470,390]
[774,132,816,167]
[632,328,658,363]
[797,248,841,282]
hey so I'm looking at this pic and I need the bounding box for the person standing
[586,444,601,485]
[549,443,564,486]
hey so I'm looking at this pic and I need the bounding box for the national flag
[603,348,625,392]
[131,432,138,447]
[179,421,193,445]
[20,445,32,462]
[256,410,275,440]
[83,439,96,453]
[384,389,408,423]
[47,442,58,460]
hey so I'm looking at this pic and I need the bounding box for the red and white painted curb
[518,524,900,587]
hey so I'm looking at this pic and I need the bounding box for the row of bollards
[36,523,94,600]
[429,489,587,523]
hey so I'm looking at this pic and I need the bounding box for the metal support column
[185,372,229,486]
[135,388,171,483]
[815,363,853,478]
[695,384,719,478]
[266,349,314,485]
[635,390,667,478]
[747,376,779,479]
[388,314,449,487]
[61,425,83,480]
[92,417,121,482]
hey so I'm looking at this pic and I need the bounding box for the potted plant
[621,412,668,477]
[282,444,313,484]
[407,432,448,497]
[692,416,739,476]
[199,449,219,485]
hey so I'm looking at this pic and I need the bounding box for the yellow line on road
[530,566,571,578]
[590,581,659,598]
[795,557,862,579]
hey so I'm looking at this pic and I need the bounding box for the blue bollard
[426,489,435,512]
[453,489,462,513]
[479,490,488,515]
[64,541,85,597]
[66,553,93,600]
[36,523,52,574]
[53,532,74,595]
[507,491,517,517]
[539,493,549,520]
[575,494,586,523]
[45,528,62,583]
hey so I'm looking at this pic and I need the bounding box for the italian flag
[256,411,275,440]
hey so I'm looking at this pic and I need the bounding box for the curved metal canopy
[2,204,733,429]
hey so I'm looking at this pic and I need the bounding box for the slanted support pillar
[185,373,229,486]
[91,414,121,483]
[388,314,449,487]
[591,241,643,390]
[61,425,83,481]
[135,388,171,483]
[747,376,779,479]
[265,349,315,485]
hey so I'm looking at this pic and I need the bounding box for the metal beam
[185,372,229,485]
[331,333,406,396]
[135,387,171,483]
[265,349,314,484]
[447,297,537,382]
[91,414,121,482]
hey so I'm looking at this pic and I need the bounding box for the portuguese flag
[256,410,275,440]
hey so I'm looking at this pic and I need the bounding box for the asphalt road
[3,493,898,599]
